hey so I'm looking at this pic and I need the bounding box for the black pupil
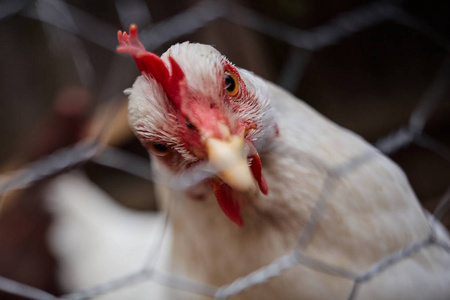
[225,74,235,92]
[152,142,168,153]
[185,118,195,129]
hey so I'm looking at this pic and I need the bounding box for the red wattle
[246,142,269,195]
[209,179,243,227]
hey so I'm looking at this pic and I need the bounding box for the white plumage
[47,29,450,299]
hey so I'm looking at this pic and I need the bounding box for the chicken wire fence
[0,0,449,299]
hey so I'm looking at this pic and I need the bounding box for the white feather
[48,44,450,299]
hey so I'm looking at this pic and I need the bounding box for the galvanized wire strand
[137,0,228,51]
[433,186,450,221]
[24,0,118,51]
[0,141,99,197]
[375,126,415,155]
[142,202,172,268]
[277,47,312,92]
[0,0,30,21]
[347,281,361,300]
[93,146,217,191]
[346,236,435,300]
[409,56,450,133]
[150,271,218,298]
[92,146,153,181]
[60,268,219,300]
[62,266,218,299]
[61,270,150,300]
[35,0,95,88]
[392,8,450,52]
[376,57,450,155]
[414,134,450,163]
[225,0,399,51]
[0,275,58,300]
[214,252,298,299]
[356,236,434,284]
[114,0,152,29]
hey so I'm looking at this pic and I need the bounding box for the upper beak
[205,134,257,195]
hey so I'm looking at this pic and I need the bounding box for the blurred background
[0,0,449,298]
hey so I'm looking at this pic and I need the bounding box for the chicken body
[48,25,450,299]
[118,23,450,298]
[152,80,450,299]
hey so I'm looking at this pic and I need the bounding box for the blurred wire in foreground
[0,0,449,299]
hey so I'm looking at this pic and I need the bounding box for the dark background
[0,0,449,298]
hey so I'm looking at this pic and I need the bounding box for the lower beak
[205,135,257,195]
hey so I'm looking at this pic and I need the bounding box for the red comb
[117,24,184,108]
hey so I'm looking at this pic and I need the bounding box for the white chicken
[48,25,450,300]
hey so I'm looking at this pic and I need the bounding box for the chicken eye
[149,142,170,156]
[224,72,239,97]
[185,118,195,130]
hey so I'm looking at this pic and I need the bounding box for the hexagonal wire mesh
[0,0,449,299]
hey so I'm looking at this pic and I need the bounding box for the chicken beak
[205,135,257,195]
